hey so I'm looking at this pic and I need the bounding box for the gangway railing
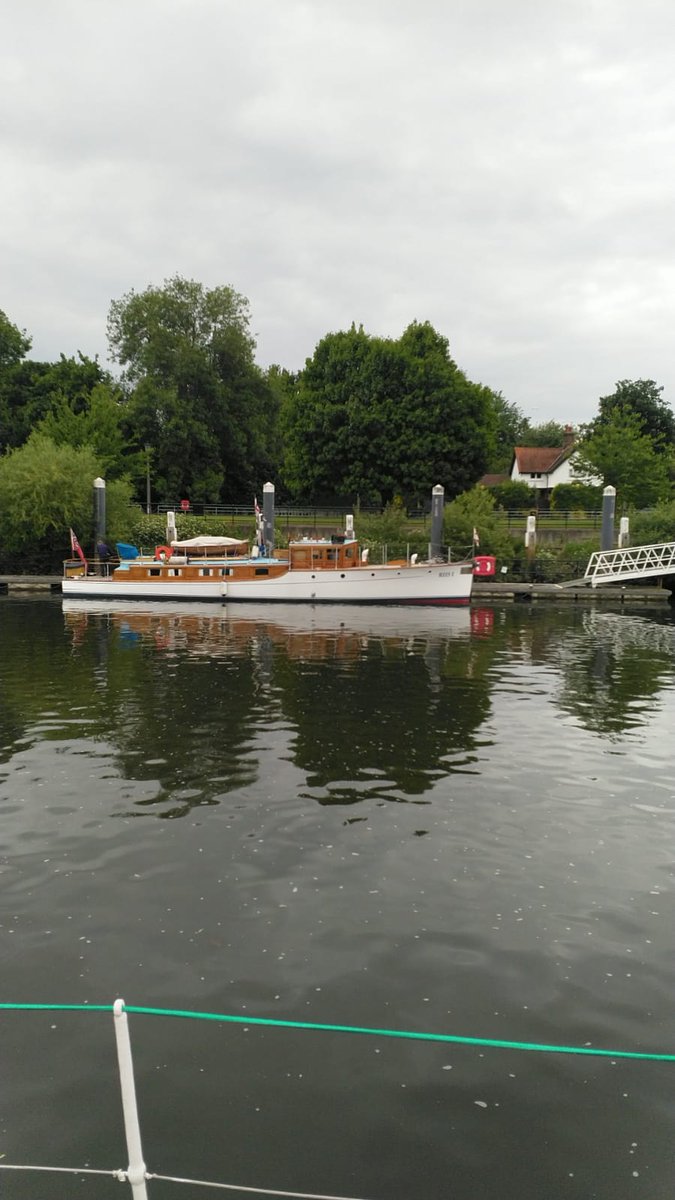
[584,541,675,588]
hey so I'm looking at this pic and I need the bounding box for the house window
[530,472,542,479]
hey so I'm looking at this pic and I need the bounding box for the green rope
[1,1001,674,1062]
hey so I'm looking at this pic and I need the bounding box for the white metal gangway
[584,541,675,588]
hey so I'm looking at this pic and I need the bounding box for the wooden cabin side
[113,559,289,583]
[287,538,360,571]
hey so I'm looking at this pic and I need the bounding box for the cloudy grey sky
[3,0,675,424]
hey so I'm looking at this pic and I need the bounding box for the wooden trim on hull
[221,595,471,606]
[62,584,224,602]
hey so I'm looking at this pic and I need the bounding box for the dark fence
[153,503,384,518]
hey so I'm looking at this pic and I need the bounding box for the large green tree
[594,379,675,450]
[486,392,529,471]
[0,309,31,370]
[37,381,131,480]
[282,321,494,504]
[0,432,132,556]
[107,275,278,503]
[0,351,110,451]
[573,408,671,509]
[521,420,567,447]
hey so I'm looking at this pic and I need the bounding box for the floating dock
[472,580,671,603]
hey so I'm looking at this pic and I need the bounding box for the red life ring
[154,545,173,561]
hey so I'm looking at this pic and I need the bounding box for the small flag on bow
[70,528,88,568]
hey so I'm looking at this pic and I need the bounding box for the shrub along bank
[0,510,598,584]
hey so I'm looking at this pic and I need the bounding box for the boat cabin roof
[288,534,357,548]
[170,536,248,555]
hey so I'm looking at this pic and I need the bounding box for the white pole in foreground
[113,1000,149,1199]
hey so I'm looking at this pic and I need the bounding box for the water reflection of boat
[62,599,476,657]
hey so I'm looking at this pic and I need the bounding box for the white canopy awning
[171,536,248,549]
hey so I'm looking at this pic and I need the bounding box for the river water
[1,596,675,1199]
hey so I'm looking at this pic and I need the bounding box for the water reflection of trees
[554,610,675,737]
[275,645,490,802]
[500,607,675,738]
[5,601,671,819]
[57,603,495,813]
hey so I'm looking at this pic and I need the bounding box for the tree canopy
[6,288,675,523]
[0,352,111,451]
[282,321,495,504]
[522,420,567,447]
[0,432,132,555]
[0,309,31,370]
[37,381,131,480]
[594,379,675,449]
[573,408,671,509]
[485,393,529,471]
[107,276,279,503]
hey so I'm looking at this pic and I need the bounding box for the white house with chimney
[510,426,601,497]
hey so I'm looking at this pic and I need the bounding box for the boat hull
[62,561,474,606]
[61,578,225,601]
[223,562,473,605]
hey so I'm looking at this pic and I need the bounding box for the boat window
[254,567,269,576]
[148,568,161,577]
[345,548,353,558]
[170,569,181,576]
[200,568,211,577]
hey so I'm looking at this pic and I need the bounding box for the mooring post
[94,477,106,563]
[601,485,616,552]
[263,482,275,556]
[113,1000,149,1199]
[166,510,177,545]
[429,484,444,560]
[618,515,629,548]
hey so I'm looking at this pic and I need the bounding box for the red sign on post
[180,499,190,514]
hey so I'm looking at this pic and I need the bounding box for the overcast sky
[3,0,675,425]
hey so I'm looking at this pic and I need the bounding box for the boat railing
[63,558,120,579]
[1,998,672,1197]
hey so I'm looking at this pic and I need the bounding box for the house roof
[513,445,573,474]
[478,472,510,487]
